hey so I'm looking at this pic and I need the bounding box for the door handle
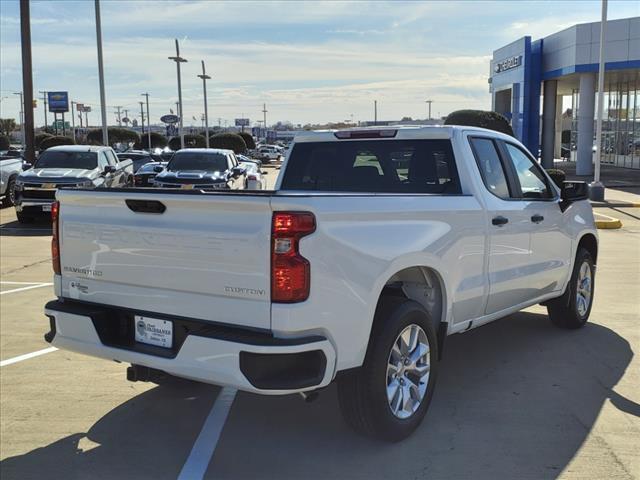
[531,214,544,223]
[492,216,509,226]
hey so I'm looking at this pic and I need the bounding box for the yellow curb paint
[594,212,623,230]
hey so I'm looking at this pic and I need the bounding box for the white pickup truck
[44,126,597,441]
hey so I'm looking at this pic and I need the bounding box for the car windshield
[167,152,228,172]
[34,151,97,170]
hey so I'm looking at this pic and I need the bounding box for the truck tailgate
[57,190,273,330]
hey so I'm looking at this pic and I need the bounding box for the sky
[1,0,638,128]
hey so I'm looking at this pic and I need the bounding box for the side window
[469,137,511,199]
[104,150,118,166]
[97,152,109,169]
[504,143,552,199]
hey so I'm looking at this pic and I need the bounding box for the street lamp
[141,93,151,150]
[197,60,211,148]
[94,0,108,146]
[168,39,187,149]
[13,92,24,149]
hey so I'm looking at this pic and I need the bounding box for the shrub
[86,127,140,146]
[209,133,247,154]
[444,110,514,137]
[545,168,566,188]
[237,131,256,150]
[138,132,168,149]
[0,134,10,150]
[34,133,53,150]
[40,135,75,150]
[168,134,207,151]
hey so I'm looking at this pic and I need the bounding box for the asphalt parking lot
[1,179,638,479]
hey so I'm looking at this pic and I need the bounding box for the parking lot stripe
[0,281,46,285]
[177,386,237,480]
[0,283,53,295]
[0,347,58,367]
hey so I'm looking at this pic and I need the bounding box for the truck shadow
[0,218,52,237]
[1,311,636,479]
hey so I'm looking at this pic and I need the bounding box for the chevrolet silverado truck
[44,126,597,441]
[15,145,133,223]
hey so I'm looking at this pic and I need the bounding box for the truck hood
[155,170,227,183]
[19,168,98,182]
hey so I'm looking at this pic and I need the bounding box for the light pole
[19,0,35,162]
[374,100,377,125]
[425,99,433,120]
[39,90,48,129]
[14,92,24,149]
[141,93,151,149]
[590,0,608,201]
[70,101,76,142]
[197,60,211,148]
[139,101,145,141]
[168,39,187,149]
[94,0,108,146]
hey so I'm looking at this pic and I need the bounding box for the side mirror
[103,165,116,174]
[22,162,33,171]
[231,166,245,177]
[153,165,164,173]
[561,181,588,203]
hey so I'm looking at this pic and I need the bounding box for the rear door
[57,189,273,329]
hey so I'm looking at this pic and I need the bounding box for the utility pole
[114,106,122,126]
[70,101,76,142]
[14,92,25,149]
[123,109,129,125]
[425,99,433,120]
[197,60,211,148]
[39,91,48,130]
[262,103,267,139]
[19,0,35,162]
[139,101,145,140]
[94,0,108,146]
[141,93,151,149]
[168,39,187,149]
[590,0,607,201]
[374,100,377,125]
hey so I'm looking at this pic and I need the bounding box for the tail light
[247,174,258,181]
[334,129,397,139]
[271,212,316,303]
[51,201,61,275]
[134,176,143,186]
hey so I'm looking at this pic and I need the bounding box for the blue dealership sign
[47,91,69,113]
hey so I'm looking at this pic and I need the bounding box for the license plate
[42,204,52,212]
[181,184,195,190]
[134,315,173,348]
[42,183,56,189]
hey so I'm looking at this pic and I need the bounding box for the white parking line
[0,347,58,367]
[0,283,53,295]
[177,387,237,480]
[0,281,45,285]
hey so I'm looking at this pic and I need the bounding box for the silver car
[0,155,23,207]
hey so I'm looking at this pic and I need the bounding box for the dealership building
[489,16,640,173]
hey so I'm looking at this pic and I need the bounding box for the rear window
[280,139,461,193]
[35,151,97,170]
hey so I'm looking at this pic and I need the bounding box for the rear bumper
[44,300,336,394]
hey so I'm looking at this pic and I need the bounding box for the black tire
[547,248,595,329]
[3,176,17,207]
[16,211,34,224]
[337,297,439,442]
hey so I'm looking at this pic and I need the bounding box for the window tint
[281,139,461,194]
[504,143,552,199]
[35,151,98,170]
[469,138,510,199]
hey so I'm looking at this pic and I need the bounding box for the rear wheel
[547,248,595,329]
[337,297,438,442]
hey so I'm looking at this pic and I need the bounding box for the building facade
[489,17,640,172]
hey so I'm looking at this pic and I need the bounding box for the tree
[168,134,207,151]
[40,135,75,150]
[237,131,256,150]
[34,133,53,150]
[86,127,140,146]
[209,133,247,154]
[0,118,17,137]
[137,132,168,149]
[444,110,514,137]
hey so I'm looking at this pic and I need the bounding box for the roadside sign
[160,114,179,124]
[235,118,250,127]
[121,117,130,124]
[47,91,69,113]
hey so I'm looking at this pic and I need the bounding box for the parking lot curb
[594,212,623,229]
[591,201,640,208]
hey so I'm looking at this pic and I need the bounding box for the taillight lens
[271,212,315,303]
[51,201,61,275]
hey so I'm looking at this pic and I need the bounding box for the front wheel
[547,248,595,329]
[337,297,438,442]
[3,177,17,207]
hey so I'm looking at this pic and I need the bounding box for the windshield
[167,152,228,172]
[34,151,97,170]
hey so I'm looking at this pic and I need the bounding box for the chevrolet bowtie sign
[494,55,522,73]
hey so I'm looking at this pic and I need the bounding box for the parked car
[134,161,167,187]
[14,145,133,223]
[0,155,23,206]
[117,150,161,173]
[44,126,597,442]
[256,145,281,163]
[239,160,265,190]
[236,154,262,169]
[152,148,247,190]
